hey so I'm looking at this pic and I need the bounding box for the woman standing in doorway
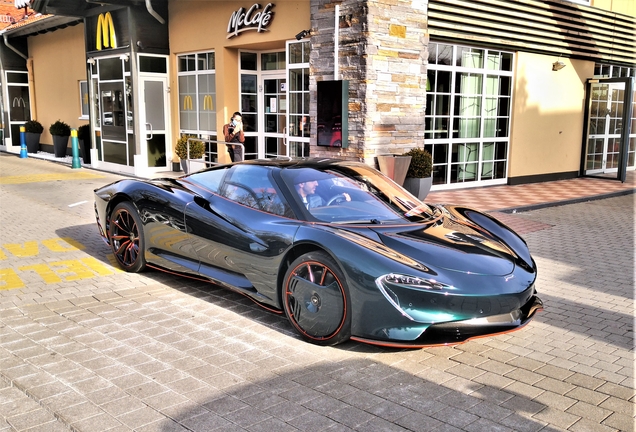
[223,111,245,162]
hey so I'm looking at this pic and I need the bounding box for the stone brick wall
[310,0,428,165]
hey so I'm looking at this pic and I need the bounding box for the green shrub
[49,120,71,137]
[175,135,205,159]
[24,120,44,134]
[77,124,91,141]
[405,147,433,178]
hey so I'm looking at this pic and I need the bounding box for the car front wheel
[282,251,351,345]
[109,201,146,273]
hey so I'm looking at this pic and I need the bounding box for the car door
[184,165,298,305]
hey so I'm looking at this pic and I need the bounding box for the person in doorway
[223,112,245,162]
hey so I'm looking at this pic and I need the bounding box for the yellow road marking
[0,172,105,185]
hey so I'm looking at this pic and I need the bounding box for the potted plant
[403,147,433,200]
[49,120,71,158]
[23,120,43,153]
[175,135,206,173]
[77,124,92,164]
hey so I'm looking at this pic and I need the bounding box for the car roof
[237,157,362,171]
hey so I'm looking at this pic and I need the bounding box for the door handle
[146,123,153,140]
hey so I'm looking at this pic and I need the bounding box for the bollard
[71,129,81,169]
[19,126,28,158]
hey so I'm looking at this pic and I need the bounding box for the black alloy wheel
[283,251,351,345]
[109,202,146,273]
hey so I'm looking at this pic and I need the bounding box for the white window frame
[425,43,515,190]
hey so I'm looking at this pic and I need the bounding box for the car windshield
[281,164,437,224]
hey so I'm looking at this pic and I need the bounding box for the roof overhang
[1,15,82,37]
[30,0,143,18]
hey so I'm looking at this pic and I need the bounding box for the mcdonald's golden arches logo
[96,12,117,50]
[203,95,213,111]
[183,95,193,111]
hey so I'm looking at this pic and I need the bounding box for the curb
[497,188,635,214]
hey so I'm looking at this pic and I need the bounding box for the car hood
[365,207,530,277]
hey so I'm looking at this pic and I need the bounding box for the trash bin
[376,154,412,186]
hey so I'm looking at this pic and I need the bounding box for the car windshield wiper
[333,218,383,225]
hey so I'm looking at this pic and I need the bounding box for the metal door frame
[581,77,634,182]
[261,71,287,159]
[138,73,171,173]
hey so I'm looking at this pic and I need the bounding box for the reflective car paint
[94,158,542,346]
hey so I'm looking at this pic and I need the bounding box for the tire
[109,201,146,273]
[282,251,351,345]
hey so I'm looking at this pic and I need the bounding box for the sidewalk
[427,171,635,213]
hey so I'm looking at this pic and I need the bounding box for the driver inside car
[294,173,350,210]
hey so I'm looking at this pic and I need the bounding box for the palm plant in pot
[403,147,433,200]
[49,120,71,158]
[77,124,92,164]
[175,135,206,174]
[24,120,43,153]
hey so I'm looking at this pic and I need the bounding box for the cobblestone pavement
[0,153,633,432]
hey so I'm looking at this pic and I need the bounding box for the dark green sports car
[94,158,542,347]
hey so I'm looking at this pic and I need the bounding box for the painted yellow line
[0,172,105,185]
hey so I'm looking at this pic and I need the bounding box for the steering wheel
[327,194,348,206]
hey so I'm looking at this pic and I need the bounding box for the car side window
[186,167,228,194]
[221,166,292,217]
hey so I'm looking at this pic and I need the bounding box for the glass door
[140,76,170,171]
[585,82,624,174]
[263,74,287,158]
[286,40,310,157]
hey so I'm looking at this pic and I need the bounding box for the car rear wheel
[109,202,146,273]
[283,251,350,345]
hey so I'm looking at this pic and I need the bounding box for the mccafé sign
[227,3,275,39]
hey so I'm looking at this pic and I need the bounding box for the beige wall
[509,52,593,178]
[28,24,88,146]
[168,0,310,160]
[592,0,635,17]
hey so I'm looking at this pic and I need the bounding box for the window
[593,63,635,79]
[79,81,89,119]
[177,52,217,135]
[220,165,291,216]
[425,43,513,187]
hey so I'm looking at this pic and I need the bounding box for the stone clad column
[310,0,428,164]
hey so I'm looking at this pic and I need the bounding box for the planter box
[404,176,433,201]
[25,132,41,153]
[52,135,69,158]
[180,158,207,174]
[78,138,92,164]
[376,154,411,186]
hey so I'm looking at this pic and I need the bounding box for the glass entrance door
[140,76,170,171]
[585,82,625,174]
[263,74,287,158]
[286,40,310,157]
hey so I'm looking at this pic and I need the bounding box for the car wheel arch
[105,194,137,230]
[276,242,344,308]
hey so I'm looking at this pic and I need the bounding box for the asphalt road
[0,153,633,432]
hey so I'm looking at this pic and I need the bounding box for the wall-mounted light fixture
[87,58,95,65]
[552,60,566,71]
[119,53,130,61]
[295,29,310,40]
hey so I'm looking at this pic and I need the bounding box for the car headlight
[375,273,455,322]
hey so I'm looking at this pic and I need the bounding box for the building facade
[0,0,634,189]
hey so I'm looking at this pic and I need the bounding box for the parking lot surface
[0,153,633,431]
